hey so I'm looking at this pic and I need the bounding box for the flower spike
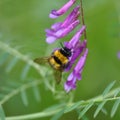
[44,0,88,93]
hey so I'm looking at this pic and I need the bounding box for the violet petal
[49,0,76,19]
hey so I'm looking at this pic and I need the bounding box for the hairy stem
[0,41,43,76]
[80,0,87,39]
[5,87,120,120]
[0,80,41,105]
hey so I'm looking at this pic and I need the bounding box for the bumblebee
[34,46,72,84]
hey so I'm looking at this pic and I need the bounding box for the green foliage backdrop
[0,0,120,120]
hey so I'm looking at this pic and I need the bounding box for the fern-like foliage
[0,41,38,102]
[0,41,72,102]
[0,42,120,120]
[1,81,119,120]
[0,41,58,119]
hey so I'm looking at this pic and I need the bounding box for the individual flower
[64,48,88,93]
[46,6,80,44]
[49,0,76,19]
[117,51,120,59]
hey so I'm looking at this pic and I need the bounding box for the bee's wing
[34,57,49,64]
[53,70,62,84]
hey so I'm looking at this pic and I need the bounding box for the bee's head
[62,47,72,57]
[59,42,72,57]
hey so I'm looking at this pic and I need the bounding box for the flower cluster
[46,0,88,93]
[46,5,80,44]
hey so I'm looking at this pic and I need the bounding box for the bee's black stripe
[53,56,62,65]
[60,48,71,58]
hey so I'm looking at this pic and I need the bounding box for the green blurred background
[0,0,120,120]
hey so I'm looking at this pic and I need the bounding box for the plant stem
[0,41,43,76]
[5,87,120,120]
[80,0,87,39]
[0,80,41,105]
[6,109,61,120]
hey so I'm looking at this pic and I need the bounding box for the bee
[34,45,72,84]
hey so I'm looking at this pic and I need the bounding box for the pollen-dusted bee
[34,45,72,84]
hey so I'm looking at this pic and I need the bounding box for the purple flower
[64,25,86,71]
[45,0,88,93]
[64,25,86,49]
[117,51,120,59]
[64,48,88,93]
[46,6,80,44]
[62,25,87,93]
[49,0,76,19]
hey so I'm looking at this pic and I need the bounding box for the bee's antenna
[60,42,64,48]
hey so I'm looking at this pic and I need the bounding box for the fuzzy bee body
[34,46,72,83]
[48,49,70,71]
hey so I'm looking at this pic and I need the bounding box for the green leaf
[94,101,106,118]
[32,84,41,102]
[44,104,64,112]
[6,56,19,72]
[78,101,94,119]
[101,108,108,115]
[20,90,28,106]
[51,109,64,120]
[114,88,120,97]
[7,81,22,88]
[81,115,89,120]
[21,64,31,80]
[0,105,5,120]
[0,52,9,65]
[0,94,4,99]
[0,86,14,93]
[111,99,120,117]
[102,81,116,96]
[65,101,84,113]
